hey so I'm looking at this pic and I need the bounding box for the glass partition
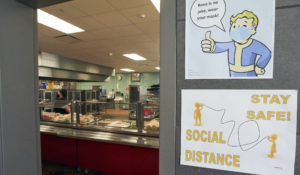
[39,89,160,135]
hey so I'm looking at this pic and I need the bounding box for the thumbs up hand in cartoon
[201,31,216,53]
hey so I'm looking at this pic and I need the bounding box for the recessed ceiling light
[155,67,160,70]
[123,54,147,61]
[120,68,135,72]
[151,0,160,13]
[139,14,146,19]
[37,9,85,34]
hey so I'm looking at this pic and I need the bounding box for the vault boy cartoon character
[201,10,272,77]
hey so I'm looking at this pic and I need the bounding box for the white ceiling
[38,0,160,73]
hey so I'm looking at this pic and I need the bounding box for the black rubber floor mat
[53,171,64,175]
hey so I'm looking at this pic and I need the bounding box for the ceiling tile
[90,28,123,39]
[70,0,115,15]
[110,25,143,37]
[54,35,82,44]
[134,41,157,49]
[38,0,160,73]
[146,32,160,43]
[71,31,98,41]
[72,28,122,41]
[112,35,153,45]
[120,5,159,24]
[38,37,68,53]
[108,0,150,9]
[42,2,87,20]
[88,51,113,59]
[92,11,132,27]
[71,39,115,49]
[67,16,107,31]
[38,24,64,37]
[135,21,159,34]
[85,46,113,54]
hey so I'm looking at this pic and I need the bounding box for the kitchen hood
[38,52,114,82]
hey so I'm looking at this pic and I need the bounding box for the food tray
[107,121,131,128]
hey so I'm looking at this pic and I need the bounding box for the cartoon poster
[185,0,275,79]
[180,90,298,175]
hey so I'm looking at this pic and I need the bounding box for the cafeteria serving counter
[40,124,159,175]
[40,124,159,149]
[40,100,159,175]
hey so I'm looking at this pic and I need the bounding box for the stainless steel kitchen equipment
[81,90,92,101]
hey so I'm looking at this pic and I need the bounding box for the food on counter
[145,119,159,130]
[129,125,137,129]
[108,121,131,128]
[129,120,160,130]
[129,121,137,129]
[98,119,115,124]
[96,119,115,126]
[53,115,67,122]
[144,114,154,119]
[80,118,87,123]
[42,114,52,121]
[42,111,78,123]
[42,112,59,121]
[42,111,96,124]
[80,114,94,124]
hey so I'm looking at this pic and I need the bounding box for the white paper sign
[180,90,298,175]
[185,0,275,79]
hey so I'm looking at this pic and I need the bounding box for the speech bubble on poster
[191,0,226,31]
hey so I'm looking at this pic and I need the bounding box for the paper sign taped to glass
[180,90,298,175]
[185,0,275,79]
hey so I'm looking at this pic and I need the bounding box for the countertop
[40,125,159,149]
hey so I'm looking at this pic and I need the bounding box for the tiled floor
[42,161,106,175]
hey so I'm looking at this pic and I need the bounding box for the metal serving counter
[40,124,159,149]
[40,120,159,137]
[39,91,160,149]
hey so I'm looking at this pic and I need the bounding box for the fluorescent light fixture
[120,68,135,72]
[123,54,147,61]
[151,0,160,13]
[155,67,160,70]
[37,9,84,34]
